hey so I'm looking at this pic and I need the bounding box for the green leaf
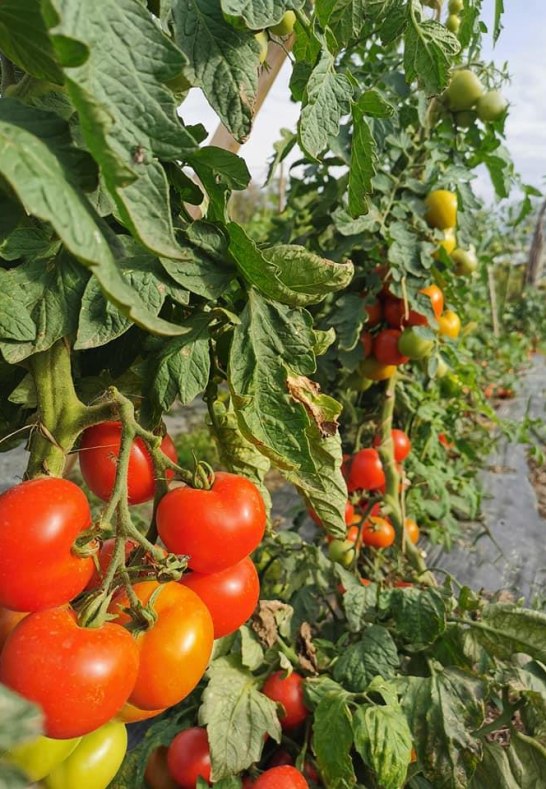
[298,48,353,160]
[0,108,186,339]
[494,0,505,43]
[209,397,272,513]
[348,102,376,218]
[353,703,413,789]
[228,289,347,536]
[238,626,265,672]
[357,88,396,118]
[0,0,63,83]
[144,315,211,412]
[333,626,399,692]
[404,4,460,95]
[315,0,366,49]
[265,128,297,186]
[200,656,281,780]
[304,676,349,709]
[220,0,304,30]
[228,223,353,306]
[341,580,380,633]
[76,254,189,350]
[401,668,484,789]
[389,587,447,650]
[470,735,546,789]
[470,605,546,663]
[189,147,251,222]
[161,222,235,300]
[173,0,259,142]
[326,293,366,352]
[312,692,356,788]
[44,0,196,258]
[0,220,60,263]
[0,684,43,751]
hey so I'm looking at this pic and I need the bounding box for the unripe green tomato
[435,357,450,378]
[452,247,478,276]
[270,11,296,36]
[454,110,476,128]
[445,69,484,111]
[398,329,434,360]
[476,90,508,122]
[255,31,269,65]
[446,14,460,33]
[7,736,82,782]
[448,0,464,12]
[328,539,355,568]
[45,721,127,789]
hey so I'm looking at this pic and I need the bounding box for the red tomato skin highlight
[262,671,309,730]
[157,472,266,572]
[167,727,211,788]
[79,422,177,505]
[180,557,260,639]
[0,607,139,738]
[0,478,94,612]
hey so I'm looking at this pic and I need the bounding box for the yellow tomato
[425,190,457,230]
[434,228,456,259]
[45,721,127,789]
[7,735,81,782]
[438,310,461,339]
[360,357,397,381]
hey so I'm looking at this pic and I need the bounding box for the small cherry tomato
[262,671,309,730]
[364,299,382,327]
[348,449,385,493]
[360,357,397,381]
[0,477,94,612]
[145,746,178,789]
[361,331,373,358]
[167,727,211,788]
[476,90,508,122]
[255,32,268,64]
[254,766,309,788]
[180,556,260,639]
[445,70,484,112]
[110,581,214,710]
[85,538,139,591]
[328,539,356,568]
[79,422,177,505]
[373,429,411,462]
[373,329,409,366]
[398,328,434,360]
[434,228,457,258]
[270,10,296,36]
[420,285,444,320]
[157,472,266,573]
[452,247,478,276]
[425,189,458,229]
[438,310,461,339]
[361,517,395,549]
[404,518,420,544]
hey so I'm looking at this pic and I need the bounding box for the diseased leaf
[404,3,460,95]
[173,0,260,142]
[333,626,399,692]
[470,605,546,663]
[313,693,356,788]
[200,656,281,780]
[353,702,413,789]
[389,587,447,650]
[298,48,353,160]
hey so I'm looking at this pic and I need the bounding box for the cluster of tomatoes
[312,429,420,575]
[151,670,314,787]
[0,421,267,787]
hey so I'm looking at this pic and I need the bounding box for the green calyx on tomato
[44,721,127,789]
[476,90,508,122]
[445,69,484,111]
[270,11,296,36]
[398,328,434,360]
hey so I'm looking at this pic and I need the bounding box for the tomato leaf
[298,48,353,160]
[389,587,447,650]
[44,0,197,258]
[220,0,304,30]
[200,656,281,780]
[469,605,546,663]
[333,625,399,692]
[401,668,484,789]
[470,735,546,789]
[348,103,376,218]
[404,3,460,95]
[0,0,63,84]
[353,702,413,789]
[315,0,367,48]
[172,0,260,143]
[0,685,43,751]
[312,692,356,788]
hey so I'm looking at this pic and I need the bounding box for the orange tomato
[361,517,395,549]
[404,518,420,545]
[109,581,214,710]
[420,285,444,320]
[116,702,165,724]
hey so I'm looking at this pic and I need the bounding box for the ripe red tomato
[361,517,395,549]
[383,295,427,328]
[310,500,357,528]
[167,727,211,788]
[373,329,409,366]
[364,299,382,327]
[404,518,420,544]
[253,766,309,788]
[180,557,260,639]
[157,472,266,573]
[0,607,139,738]
[262,671,309,730]
[0,478,94,612]
[361,331,373,358]
[0,608,27,651]
[110,580,214,710]
[79,422,177,505]
[373,429,411,462]
[347,449,385,492]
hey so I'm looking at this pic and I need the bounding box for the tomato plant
[0,477,94,612]
[0,607,139,738]
[262,671,309,730]
[157,472,266,572]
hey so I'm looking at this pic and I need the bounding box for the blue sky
[183,1,546,203]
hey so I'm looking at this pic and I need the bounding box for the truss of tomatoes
[0,423,266,741]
